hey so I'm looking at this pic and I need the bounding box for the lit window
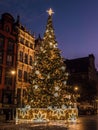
[25,40,28,46]
[5,70,12,86]
[24,71,28,82]
[8,40,14,51]
[25,53,28,64]
[30,43,33,49]
[29,56,32,65]
[18,69,22,81]
[6,55,12,65]
[19,37,24,44]
[19,51,23,62]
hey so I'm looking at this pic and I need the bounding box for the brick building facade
[0,13,35,121]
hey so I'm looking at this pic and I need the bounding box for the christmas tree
[27,8,74,109]
[16,8,78,124]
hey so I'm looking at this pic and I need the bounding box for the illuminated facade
[0,13,35,121]
[0,13,17,120]
[15,18,35,107]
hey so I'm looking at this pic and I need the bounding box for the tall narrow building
[0,13,17,120]
[15,16,35,107]
[0,13,35,121]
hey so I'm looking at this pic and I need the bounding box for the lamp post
[11,70,16,75]
[20,78,23,108]
[74,86,80,100]
[74,86,79,92]
[11,69,16,120]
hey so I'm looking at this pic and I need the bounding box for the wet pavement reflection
[0,115,98,130]
[68,115,98,130]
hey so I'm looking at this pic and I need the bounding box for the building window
[0,52,3,64]
[5,77,12,87]
[8,40,14,51]
[24,71,28,82]
[24,53,28,64]
[0,67,2,83]
[0,67,2,76]
[25,41,29,47]
[5,25,10,32]
[30,43,33,49]
[18,69,22,81]
[6,55,13,65]
[19,37,24,44]
[19,51,23,62]
[0,36,4,49]
[29,55,32,65]
[23,89,26,97]
[3,91,12,104]
[17,88,21,106]
[5,70,12,87]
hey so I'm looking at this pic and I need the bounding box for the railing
[16,107,78,124]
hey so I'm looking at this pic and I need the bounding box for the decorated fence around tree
[16,107,78,124]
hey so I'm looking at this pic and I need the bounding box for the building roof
[65,54,95,73]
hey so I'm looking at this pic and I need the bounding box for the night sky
[0,0,98,69]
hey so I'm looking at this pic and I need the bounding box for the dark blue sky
[0,0,98,69]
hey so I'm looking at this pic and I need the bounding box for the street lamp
[74,85,80,99]
[11,69,16,120]
[74,86,79,92]
[11,70,16,75]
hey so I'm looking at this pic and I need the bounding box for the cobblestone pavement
[0,122,68,130]
[0,115,98,130]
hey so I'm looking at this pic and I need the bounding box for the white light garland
[40,47,44,51]
[61,66,66,71]
[49,42,53,46]
[49,35,52,38]
[34,61,37,66]
[63,81,67,85]
[55,86,59,91]
[34,85,39,89]
[35,70,40,75]
[54,92,59,97]
[62,104,67,109]
[47,74,50,79]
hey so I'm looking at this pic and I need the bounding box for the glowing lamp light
[11,70,16,75]
[74,86,79,92]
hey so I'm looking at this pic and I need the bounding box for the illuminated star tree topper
[47,8,54,16]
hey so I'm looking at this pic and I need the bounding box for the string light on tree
[55,86,60,91]
[22,8,78,123]
[63,81,67,85]
[54,92,59,97]
[61,66,66,71]
[26,7,76,108]
[34,85,39,89]
[35,70,40,75]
